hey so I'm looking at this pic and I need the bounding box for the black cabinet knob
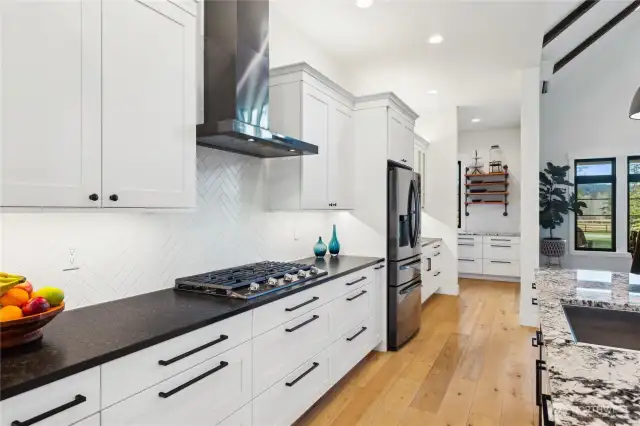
[401,159,407,163]
[89,194,99,201]
[109,194,119,202]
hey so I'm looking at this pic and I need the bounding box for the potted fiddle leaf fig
[539,162,586,263]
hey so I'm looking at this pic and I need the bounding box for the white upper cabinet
[414,134,429,211]
[1,0,102,207]
[268,64,355,210]
[102,0,195,208]
[1,0,196,208]
[388,109,415,168]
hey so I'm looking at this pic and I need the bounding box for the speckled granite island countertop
[0,255,384,401]
[537,268,640,425]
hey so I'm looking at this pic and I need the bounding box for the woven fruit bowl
[0,302,65,348]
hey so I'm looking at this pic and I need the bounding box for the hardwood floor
[295,279,538,426]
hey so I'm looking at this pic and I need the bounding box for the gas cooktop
[174,261,327,300]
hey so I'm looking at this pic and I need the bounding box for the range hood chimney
[197,0,318,158]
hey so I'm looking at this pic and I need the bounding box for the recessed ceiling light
[428,89,438,95]
[356,0,373,8]
[471,118,481,123]
[428,34,444,44]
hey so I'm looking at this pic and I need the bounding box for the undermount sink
[563,305,640,351]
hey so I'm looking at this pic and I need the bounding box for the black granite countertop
[0,255,383,401]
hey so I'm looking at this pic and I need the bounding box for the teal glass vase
[328,224,340,257]
[313,237,327,258]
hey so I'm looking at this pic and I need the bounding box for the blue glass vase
[313,237,327,258]
[328,224,340,257]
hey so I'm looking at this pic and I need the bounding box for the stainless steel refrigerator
[387,165,422,350]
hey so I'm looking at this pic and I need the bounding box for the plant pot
[540,239,567,258]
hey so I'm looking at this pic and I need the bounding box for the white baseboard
[459,273,519,283]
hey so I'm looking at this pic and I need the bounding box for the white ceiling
[458,104,521,132]
[271,0,552,133]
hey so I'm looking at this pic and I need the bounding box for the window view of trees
[575,159,615,251]
[629,158,640,238]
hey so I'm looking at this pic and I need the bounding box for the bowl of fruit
[0,273,66,349]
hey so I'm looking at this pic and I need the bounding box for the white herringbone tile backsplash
[1,148,376,309]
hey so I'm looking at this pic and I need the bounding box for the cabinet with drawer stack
[0,260,385,426]
[421,240,443,303]
[457,233,520,281]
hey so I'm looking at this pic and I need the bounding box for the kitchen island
[536,268,640,426]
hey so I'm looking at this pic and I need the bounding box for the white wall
[0,148,373,310]
[540,12,640,272]
[269,8,354,92]
[421,107,459,296]
[458,128,521,233]
[520,67,540,327]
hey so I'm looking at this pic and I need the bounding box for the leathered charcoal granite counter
[0,255,383,401]
[537,268,640,425]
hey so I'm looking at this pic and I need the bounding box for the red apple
[15,281,33,294]
[22,297,50,316]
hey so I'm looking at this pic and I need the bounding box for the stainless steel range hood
[196,0,318,158]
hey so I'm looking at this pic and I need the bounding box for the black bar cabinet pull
[158,335,228,366]
[492,238,511,242]
[374,265,385,270]
[346,276,366,286]
[285,297,319,312]
[285,315,319,332]
[347,327,367,342]
[542,394,555,425]
[490,260,511,264]
[532,336,538,347]
[286,362,319,387]
[458,243,474,246]
[491,244,511,248]
[346,290,367,302]
[532,298,538,305]
[532,282,537,289]
[434,271,441,277]
[433,251,441,257]
[536,360,546,407]
[11,395,87,426]
[459,258,475,262]
[158,361,228,399]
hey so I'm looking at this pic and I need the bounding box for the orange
[0,288,30,307]
[0,305,23,321]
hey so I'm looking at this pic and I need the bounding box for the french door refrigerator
[387,164,422,350]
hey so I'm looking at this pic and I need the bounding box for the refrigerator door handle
[408,180,418,248]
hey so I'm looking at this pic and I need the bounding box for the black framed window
[574,158,616,252]
[458,161,461,229]
[628,157,640,244]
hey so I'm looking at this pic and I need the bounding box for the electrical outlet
[63,248,79,272]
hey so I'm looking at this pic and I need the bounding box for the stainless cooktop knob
[283,273,295,282]
[249,282,260,291]
[297,269,307,277]
[310,267,319,275]
[267,277,278,286]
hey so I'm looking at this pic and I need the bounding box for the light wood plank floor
[295,279,538,426]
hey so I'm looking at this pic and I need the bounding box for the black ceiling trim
[553,0,640,73]
[543,0,601,47]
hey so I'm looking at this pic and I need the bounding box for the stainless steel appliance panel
[388,167,421,262]
[388,254,421,288]
[387,277,422,350]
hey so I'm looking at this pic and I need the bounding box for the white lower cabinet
[101,341,251,426]
[0,368,100,426]
[330,283,371,342]
[458,258,483,274]
[73,414,100,426]
[219,404,252,426]
[482,259,520,277]
[330,317,376,382]
[253,303,332,396]
[253,349,332,426]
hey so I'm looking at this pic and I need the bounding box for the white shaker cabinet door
[74,414,101,426]
[300,83,330,210]
[1,0,102,207]
[101,0,195,208]
[327,101,354,210]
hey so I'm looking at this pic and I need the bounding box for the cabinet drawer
[102,341,251,426]
[330,317,376,382]
[483,235,520,245]
[483,243,519,261]
[457,235,482,244]
[74,414,100,426]
[482,259,520,277]
[219,403,252,426]
[325,269,374,299]
[253,303,331,396]
[253,283,330,336]
[330,283,371,342]
[0,368,100,426]
[458,258,482,274]
[102,311,251,408]
[253,348,331,426]
[457,242,482,259]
